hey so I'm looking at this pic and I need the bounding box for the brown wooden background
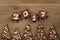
[0,0,60,40]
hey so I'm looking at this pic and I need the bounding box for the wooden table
[0,0,60,40]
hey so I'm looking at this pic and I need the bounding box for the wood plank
[0,4,60,40]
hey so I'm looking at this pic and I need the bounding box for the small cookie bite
[11,12,20,22]
[39,10,48,19]
[31,14,39,22]
[22,9,31,19]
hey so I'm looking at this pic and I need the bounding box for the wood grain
[0,0,60,4]
[0,0,60,40]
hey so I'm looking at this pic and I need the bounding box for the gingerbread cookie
[39,10,48,19]
[11,12,21,22]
